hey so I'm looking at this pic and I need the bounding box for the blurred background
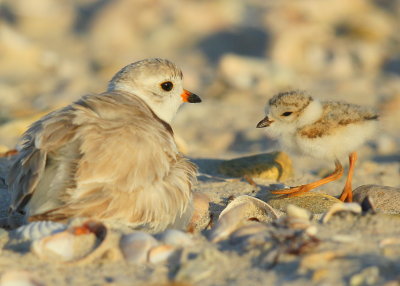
[0,0,399,163]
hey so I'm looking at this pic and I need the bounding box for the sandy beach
[0,0,399,285]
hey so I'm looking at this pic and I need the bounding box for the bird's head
[108,58,201,123]
[257,90,322,135]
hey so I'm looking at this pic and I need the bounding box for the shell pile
[120,229,193,264]
[205,195,323,259]
[1,195,370,272]
[8,219,195,266]
[266,204,320,259]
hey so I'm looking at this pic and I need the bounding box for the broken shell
[331,234,357,243]
[276,216,312,230]
[379,237,400,247]
[272,204,313,231]
[305,225,318,236]
[157,229,193,247]
[148,244,181,264]
[219,195,279,222]
[321,203,362,224]
[0,270,44,286]
[286,204,311,221]
[119,232,158,263]
[33,231,95,262]
[209,195,279,243]
[10,221,67,241]
[31,220,110,264]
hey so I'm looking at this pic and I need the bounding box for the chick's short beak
[181,89,202,103]
[256,116,274,128]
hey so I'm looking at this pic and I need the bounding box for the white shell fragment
[31,220,110,264]
[273,204,313,231]
[157,229,193,247]
[209,195,279,243]
[11,221,67,241]
[321,203,362,224]
[286,204,311,221]
[304,225,318,236]
[0,270,44,286]
[379,237,400,247]
[119,232,158,263]
[148,244,180,264]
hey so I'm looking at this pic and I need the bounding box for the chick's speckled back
[299,101,378,139]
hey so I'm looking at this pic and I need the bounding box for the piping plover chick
[7,58,202,232]
[257,90,378,202]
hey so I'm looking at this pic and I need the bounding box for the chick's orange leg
[339,152,357,202]
[271,160,344,197]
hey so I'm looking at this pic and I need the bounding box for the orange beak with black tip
[181,89,201,103]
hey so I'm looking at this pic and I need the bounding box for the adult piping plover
[257,90,378,202]
[7,58,202,232]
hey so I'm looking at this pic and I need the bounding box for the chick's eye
[281,111,293,117]
[161,81,173,91]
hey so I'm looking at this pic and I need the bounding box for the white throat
[145,97,181,123]
[297,100,323,127]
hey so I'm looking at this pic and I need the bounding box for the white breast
[296,120,378,160]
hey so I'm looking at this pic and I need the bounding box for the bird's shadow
[371,154,400,164]
[190,157,227,182]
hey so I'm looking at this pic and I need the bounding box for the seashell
[10,221,67,241]
[157,229,193,247]
[379,237,400,247]
[148,244,180,264]
[209,195,279,243]
[187,192,211,233]
[331,234,357,243]
[0,270,44,286]
[276,216,312,231]
[321,203,362,224]
[305,225,318,236]
[286,204,311,221]
[119,232,158,263]
[272,204,314,231]
[32,220,111,264]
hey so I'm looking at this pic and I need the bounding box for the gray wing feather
[7,108,77,214]
[8,147,47,213]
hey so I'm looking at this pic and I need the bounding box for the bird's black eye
[281,111,293,116]
[161,81,173,91]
